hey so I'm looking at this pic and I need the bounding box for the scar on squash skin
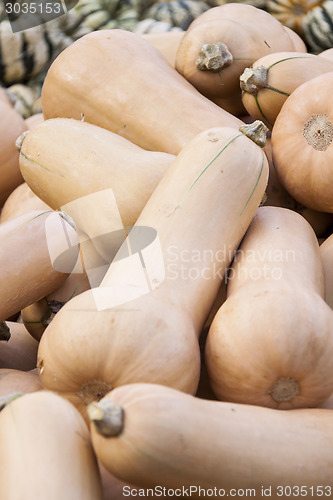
[269,376,300,403]
[303,114,333,151]
[77,380,113,406]
[19,152,65,177]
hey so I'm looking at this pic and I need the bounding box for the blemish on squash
[269,376,300,403]
[77,380,112,406]
[20,152,65,177]
[303,114,333,151]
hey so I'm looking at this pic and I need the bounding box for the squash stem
[196,42,233,72]
[40,300,65,328]
[239,120,268,148]
[240,66,268,94]
[0,321,10,342]
[15,130,29,152]
[87,399,124,437]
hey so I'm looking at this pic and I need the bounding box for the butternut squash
[0,322,38,371]
[271,71,333,213]
[141,30,185,66]
[0,100,27,207]
[88,382,333,495]
[0,182,50,223]
[283,26,307,51]
[0,368,42,396]
[0,210,79,321]
[263,137,333,237]
[18,117,174,230]
[36,124,268,418]
[175,4,299,116]
[240,52,333,128]
[319,48,333,61]
[98,461,166,500]
[41,29,243,156]
[25,112,44,130]
[0,391,103,500]
[205,206,333,409]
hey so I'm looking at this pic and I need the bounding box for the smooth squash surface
[88,383,333,497]
[37,126,268,418]
[205,206,333,409]
[41,29,243,155]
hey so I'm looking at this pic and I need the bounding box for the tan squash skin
[19,117,175,231]
[205,206,333,409]
[37,126,268,419]
[0,391,103,500]
[0,100,27,207]
[25,112,44,130]
[98,461,170,500]
[0,367,42,396]
[241,52,333,128]
[319,48,333,61]
[141,30,185,67]
[283,26,307,52]
[88,383,333,498]
[41,30,243,156]
[0,322,38,371]
[175,6,297,116]
[271,71,333,213]
[0,210,79,321]
[320,233,333,309]
[263,137,333,237]
[0,182,50,223]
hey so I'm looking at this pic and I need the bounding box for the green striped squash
[303,0,333,51]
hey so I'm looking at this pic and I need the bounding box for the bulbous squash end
[269,376,300,403]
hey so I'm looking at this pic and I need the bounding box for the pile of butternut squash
[2,3,333,499]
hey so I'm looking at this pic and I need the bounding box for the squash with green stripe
[240,51,333,129]
[141,0,210,30]
[0,18,72,86]
[133,18,183,33]
[174,3,299,116]
[303,0,333,52]
[36,124,269,419]
[266,0,325,36]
